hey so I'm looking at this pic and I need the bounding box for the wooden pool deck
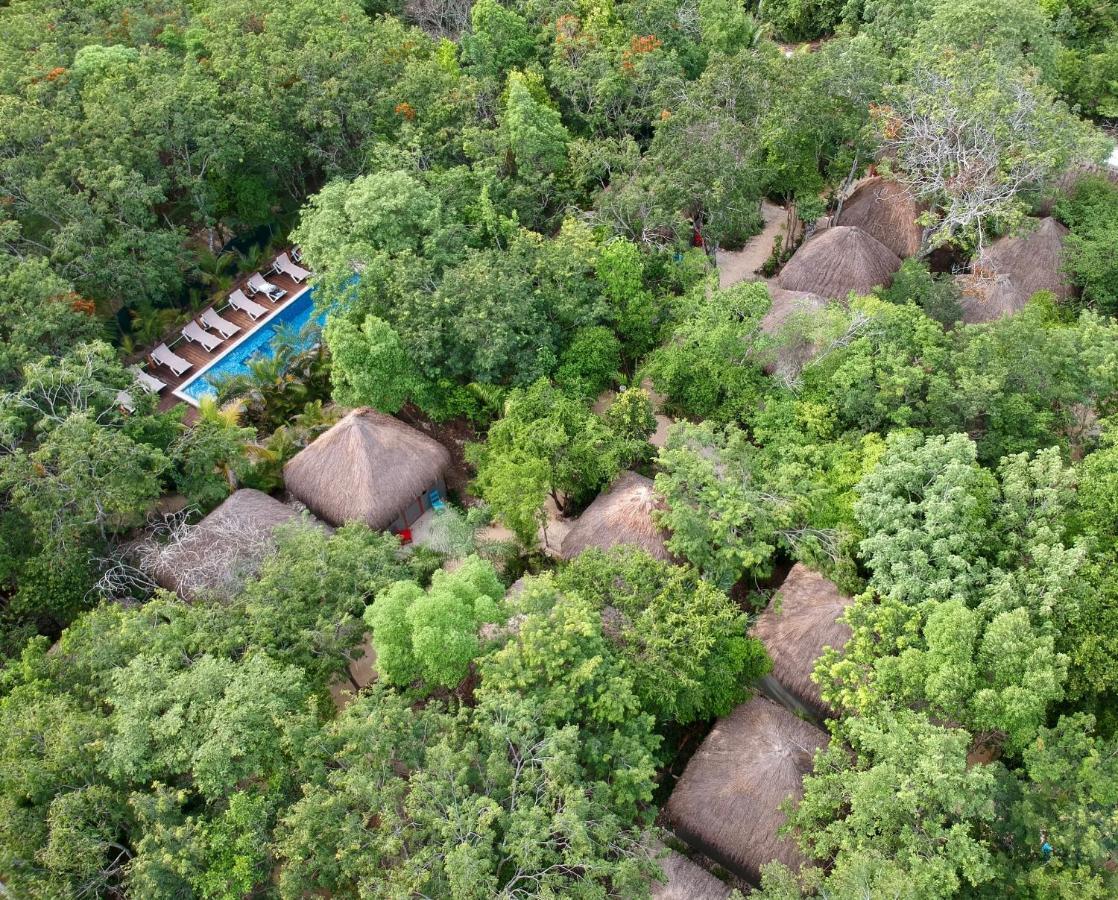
[146,267,310,418]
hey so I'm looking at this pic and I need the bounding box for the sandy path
[715,201,786,290]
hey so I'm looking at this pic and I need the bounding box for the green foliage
[469,379,634,540]
[762,711,999,899]
[654,421,819,587]
[365,556,504,689]
[642,281,772,423]
[1058,175,1118,312]
[880,258,962,325]
[556,548,772,723]
[325,314,421,413]
[555,325,622,399]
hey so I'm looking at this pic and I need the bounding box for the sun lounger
[134,369,167,394]
[201,307,241,339]
[228,289,268,321]
[152,343,192,376]
[247,273,286,301]
[116,390,135,413]
[272,251,311,283]
[182,320,224,352]
[291,246,304,264]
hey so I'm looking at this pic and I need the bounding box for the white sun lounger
[116,390,135,413]
[229,289,268,321]
[201,307,241,339]
[291,246,304,264]
[134,369,167,394]
[152,343,192,376]
[272,251,311,283]
[183,320,224,352]
[247,273,286,301]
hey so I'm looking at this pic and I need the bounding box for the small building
[667,695,828,886]
[778,225,902,299]
[979,216,1073,302]
[146,489,307,601]
[760,287,829,382]
[750,564,853,719]
[650,845,731,900]
[560,471,671,562]
[955,272,1028,325]
[836,176,923,259]
[283,408,451,532]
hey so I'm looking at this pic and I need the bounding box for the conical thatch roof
[650,845,731,900]
[667,696,828,885]
[777,226,901,299]
[980,217,1072,301]
[759,288,830,382]
[955,273,1028,324]
[751,564,853,719]
[283,408,451,530]
[560,471,670,561]
[836,177,923,258]
[146,489,305,601]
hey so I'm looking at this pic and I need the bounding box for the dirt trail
[715,201,786,290]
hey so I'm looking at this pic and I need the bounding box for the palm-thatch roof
[560,471,670,562]
[650,845,731,900]
[667,696,828,886]
[777,226,902,299]
[751,564,853,719]
[759,288,830,382]
[955,273,1028,324]
[980,217,1072,302]
[836,177,923,259]
[145,489,305,601]
[283,408,451,530]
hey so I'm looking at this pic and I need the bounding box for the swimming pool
[176,286,327,405]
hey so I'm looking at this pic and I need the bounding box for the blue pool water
[179,286,327,403]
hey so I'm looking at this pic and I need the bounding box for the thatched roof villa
[560,471,671,561]
[759,288,829,381]
[750,564,853,719]
[283,408,450,532]
[777,226,902,299]
[980,216,1072,302]
[650,845,731,900]
[955,272,1028,325]
[836,177,923,259]
[146,489,308,600]
[667,695,828,886]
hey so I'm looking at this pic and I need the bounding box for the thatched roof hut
[759,288,830,382]
[667,696,828,885]
[560,471,670,562]
[777,226,902,299]
[955,273,1028,324]
[751,564,853,719]
[146,489,304,601]
[836,177,922,259]
[650,846,731,900]
[284,408,451,531]
[980,217,1072,302]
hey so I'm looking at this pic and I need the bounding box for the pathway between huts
[715,200,786,290]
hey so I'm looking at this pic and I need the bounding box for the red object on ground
[398,528,413,544]
[692,222,704,248]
